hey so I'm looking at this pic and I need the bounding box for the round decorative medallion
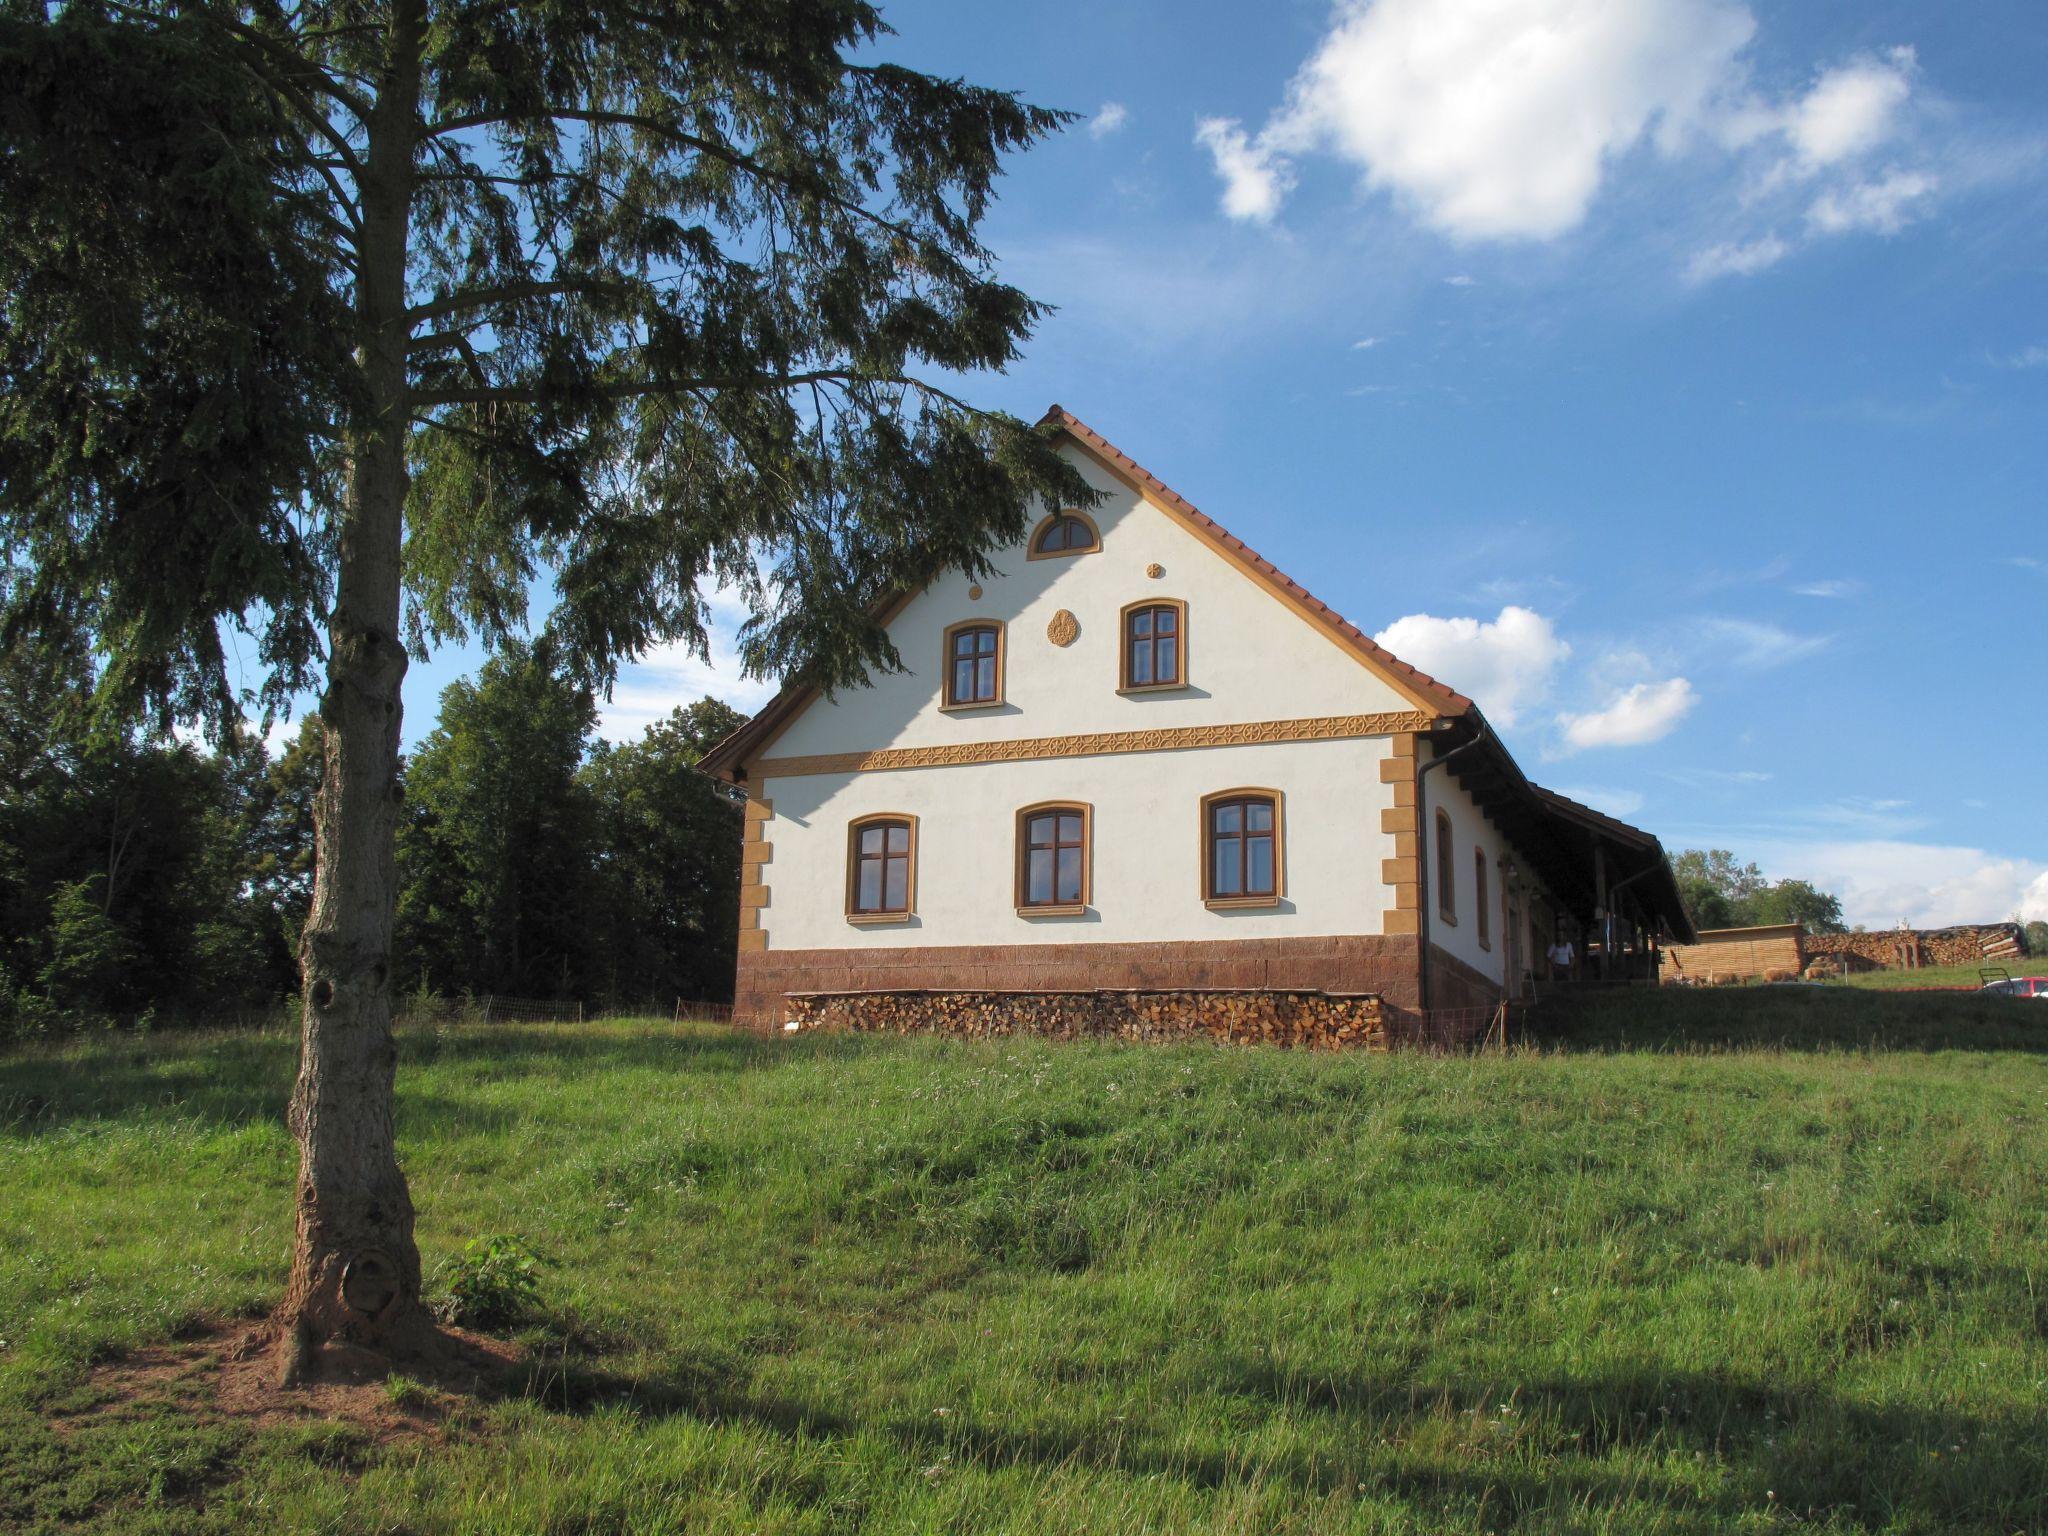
[967,584,983,601]
[1046,609,1079,648]
[1146,562,1165,579]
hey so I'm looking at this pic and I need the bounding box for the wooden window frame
[1474,847,1491,950]
[1026,508,1102,560]
[1014,801,1093,916]
[1435,809,1456,926]
[939,619,1006,711]
[1201,788,1285,909]
[845,813,918,924]
[1118,597,1189,693]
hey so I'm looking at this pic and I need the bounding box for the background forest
[0,639,743,1036]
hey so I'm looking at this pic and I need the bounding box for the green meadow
[3,988,2045,1535]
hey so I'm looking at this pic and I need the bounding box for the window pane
[1214,838,1242,895]
[1028,849,1053,904]
[1132,610,1152,638]
[1057,846,1082,902]
[953,631,973,659]
[1130,644,1152,685]
[1214,802,1241,834]
[952,659,973,700]
[1157,636,1178,682]
[976,657,995,698]
[1247,800,1273,833]
[861,827,884,856]
[884,857,908,909]
[977,628,997,655]
[1059,814,1081,844]
[887,824,909,853]
[1247,835,1273,894]
[858,860,881,910]
[1155,607,1176,635]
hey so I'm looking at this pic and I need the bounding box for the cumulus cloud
[1738,839,2048,929]
[1088,102,1129,139]
[1372,605,1569,728]
[1245,0,1756,241]
[1781,49,1917,169]
[1806,167,1939,234]
[595,583,778,743]
[1202,3,1956,281]
[1555,678,1697,752]
[1193,117,1291,223]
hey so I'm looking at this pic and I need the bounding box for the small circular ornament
[1047,609,1079,648]
[1146,563,1165,579]
[967,584,983,600]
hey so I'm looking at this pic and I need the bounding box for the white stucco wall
[762,446,1416,762]
[758,735,1398,950]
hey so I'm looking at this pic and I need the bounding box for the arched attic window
[1029,509,1101,558]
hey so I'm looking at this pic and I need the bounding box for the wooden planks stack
[784,988,1390,1050]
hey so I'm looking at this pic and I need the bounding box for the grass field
[1829,961,2043,991]
[4,989,2046,1535]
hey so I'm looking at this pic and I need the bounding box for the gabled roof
[699,406,1469,778]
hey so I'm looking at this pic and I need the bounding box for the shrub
[430,1235,548,1329]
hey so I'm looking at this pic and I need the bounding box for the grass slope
[3,991,2046,1535]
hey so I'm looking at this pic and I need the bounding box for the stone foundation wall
[786,988,1390,1049]
[736,934,1425,1028]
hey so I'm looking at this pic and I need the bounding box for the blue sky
[378,0,2048,929]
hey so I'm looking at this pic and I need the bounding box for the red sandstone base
[736,934,1503,1034]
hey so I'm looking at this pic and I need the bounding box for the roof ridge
[1038,405,1473,716]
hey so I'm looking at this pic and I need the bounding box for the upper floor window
[1203,790,1282,907]
[1435,810,1456,925]
[942,621,1003,708]
[1029,509,1100,559]
[1017,803,1090,913]
[847,815,916,920]
[1121,600,1186,691]
[1474,849,1490,949]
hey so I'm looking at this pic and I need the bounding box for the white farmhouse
[701,408,1690,1035]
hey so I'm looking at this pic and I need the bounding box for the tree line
[1,641,744,1036]
[1670,848,1847,935]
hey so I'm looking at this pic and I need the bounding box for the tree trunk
[279,4,427,1377]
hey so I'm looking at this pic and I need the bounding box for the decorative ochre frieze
[753,711,1436,780]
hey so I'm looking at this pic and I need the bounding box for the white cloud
[1989,344,2048,370]
[1551,785,1647,819]
[1253,0,1757,241]
[1693,616,1833,669]
[1442,274,1477,287]
[1687,233,1790,282]
[1351,336,1382,349]
[1372,605,1569,728]
[1736,838,2048,929]
[1088,102,1129,139]
[1806,167,1939,234]
[595,584,778,743]
[1194,117,1290,223]
[1790,578,1864,599]
[1782,49,1916,169]
[1556,677,1697,752]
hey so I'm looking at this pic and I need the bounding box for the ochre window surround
[1201,789,1284,909]
[1119,598,1188,692]
[1028,508,1101,560]
[1435,809,1456,926]
[1015,801,1092,915]
[846,813,918,923]
[1474,848,1491,950]
[941,619,1005,710]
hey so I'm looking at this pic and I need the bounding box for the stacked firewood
[784,989,1390,1050]
[1805,925,2025,970]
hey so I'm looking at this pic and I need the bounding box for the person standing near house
[1547,933,1576,980]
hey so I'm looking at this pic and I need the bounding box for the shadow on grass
[1534,985,2048,1056]
[0,1023,885,1137]
[507,1347,2046,1531]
